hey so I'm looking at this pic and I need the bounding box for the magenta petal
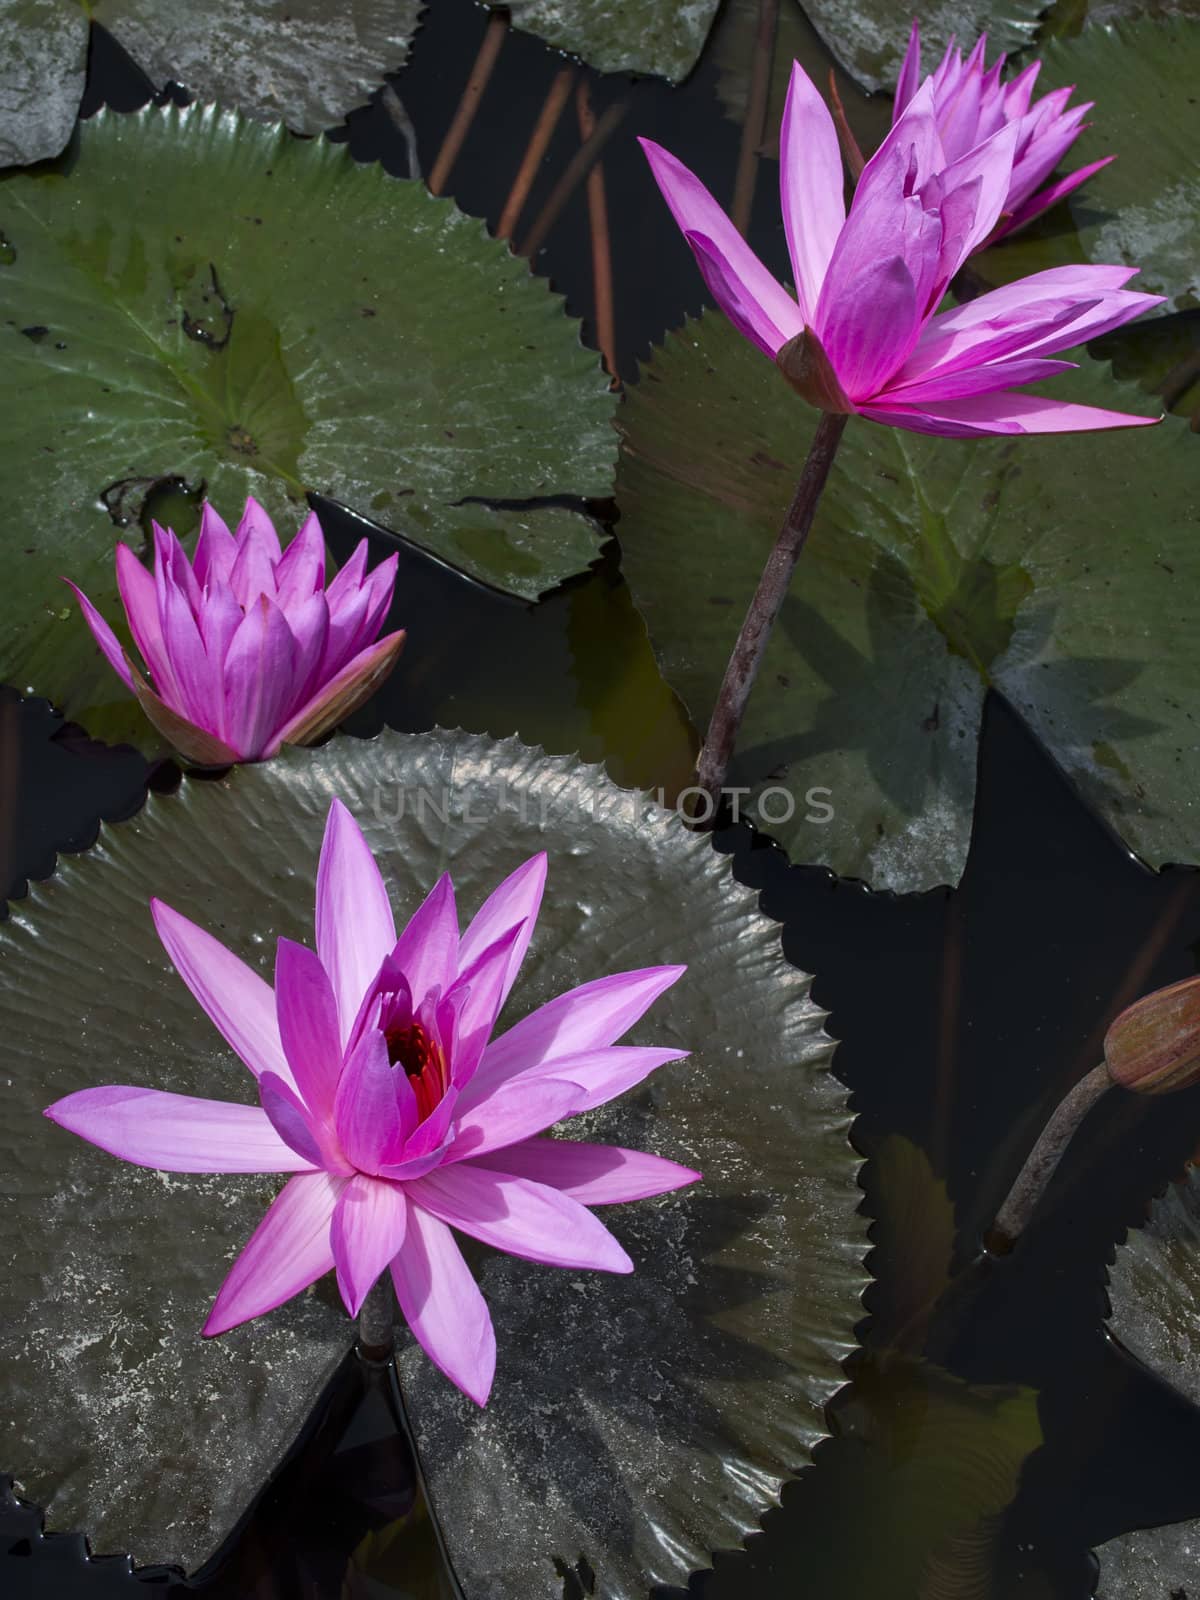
[235,495,283,559]
[818,254,917,400]
[685,230,802,360]
[269,626,405,755]
[116,541,178,699]
[315,799,398,1044]
[470,1043,689,1119]
[64,581,136,692]
[639,138,803,358]
[881,355,1077,404]
[996,155,1116,239]
[409,1165,633,1273]
[325,538,370,613]
[390,1202,495,1405]
[259,1071,325,1168]
[389,874,459,1005]
[444,922,525,1087]
[444,1074,588,1163]
[333,1028,403,1174]
[157,560,214,728]
[779,61,845,321]
[44,1086,316,1172]
[221,596,299,760]
[893,18,921,119]
[471,965,686,1099]
[193,502,237,588]
[861,391,1161,438]
[151,898,293,1086]
[457,851,547,1018]
[330,1173,407,1316]
[204,1171,345,1336]
[274,938,343,1122]
[469,1138,700,1205]
[273,511,327,611]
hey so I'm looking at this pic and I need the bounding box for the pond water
[2,2,1199,1596]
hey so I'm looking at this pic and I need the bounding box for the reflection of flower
[640,61,1161,437]
[67,499,405,765]
[894,23,1114,246]
[45,799,697,1404]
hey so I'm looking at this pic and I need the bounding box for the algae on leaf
[0,104,615,749]
[617,312,1194,892]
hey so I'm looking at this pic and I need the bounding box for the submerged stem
[357,1276,397,1364]
[989,1062,1112,1246]
[694,409,847,811]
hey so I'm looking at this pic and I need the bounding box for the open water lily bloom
[894,23,1114,245]
[640,62,1162,437]
[45,800,697,1405]
[67,498,406,765]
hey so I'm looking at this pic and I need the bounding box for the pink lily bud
[1104,976,1200,1095]
[65,498,406,765]
[894,20,1115,247]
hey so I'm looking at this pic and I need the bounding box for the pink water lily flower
[640,61,1161,437]
[894,23,1114,245]
[67,499,405,765]
[45,800,697,1405]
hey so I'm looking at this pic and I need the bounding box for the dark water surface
[3,4,1200,1596]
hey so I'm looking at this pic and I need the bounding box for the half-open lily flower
[45,800,697,1405]
[894,22,1114,245]
[640,62,1161,437]
[66,499,405,765]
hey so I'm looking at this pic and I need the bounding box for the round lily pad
[0,727,866,1591]
[617,311,1194,892]
[973,18,1200,311]
[0,102,615,746]
[0,0,422,167]
[487,0,722,83]
[1100,1167,1200,1596]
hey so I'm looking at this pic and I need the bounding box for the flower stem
[988,1062,1112,1247]
[357,1276,396,1364]
[695,410,848,810]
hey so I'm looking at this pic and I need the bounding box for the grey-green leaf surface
[488,0,722,82]
[0,104,615,747]
[93,0,422,133]
[0,0,89,167]
[617,312,1196,892]
[0,728,866,1591]
[802,0,1042,94]
[973,19,1200,311]
[1100,1167,1200,1596]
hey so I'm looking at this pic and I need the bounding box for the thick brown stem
[496,66,576,241]
[694,410,847,810]
[576,80,619,386]
[427,11,507,196]
[517,98,628,260]
[731,0,779,237]
[989,1063,1112,1246]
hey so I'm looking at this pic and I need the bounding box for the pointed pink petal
[150,898,293,1086]
[391,1201,495,1405]
[445,1074,588,1163]
[157,558,216,729]
[193,502,237,589]
[457,852,546,1018]
[859,79,941,202]
[221,595,299,760]
[44,1086,316,1172]
[259,1071,325,1168]
[334,1027,405,1174]
[269,627,405,756]
[154,522,203,615]
[861,391,1161,437]
[316,798,397,1045]
[639,138,803,358]
[469,1139,701,1205]
[882,355,1077,404]
[235,495,283,559]
[470,965,686,1100]
[818,253,918,400]
[779,61,845,322]
[389,874,459,1005]
[409,1165,633,1273]
[893,18,921,119]
[325,538,370,612]
[64,581,136,691]
[995,156,1116,239]
[685,230,803,359]
[466,1044,689,1120]
[229,499,281,608]
[274,938,343,1122]
[116,541,178,698]
[273,511,327,612]
[330,1173,408,1316]
[204,1170,345,1336]
[935,119,1020,270]
[444,922,526,1087]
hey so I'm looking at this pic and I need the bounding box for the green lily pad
[487,0,722,83]
[616,312,1195,892]
[802,0,1043,95]
[0,0,89,168]
[0,1,422,167]
[974,19,1200,310]
[1100,1167,1200,1596]
[0,727,867,1590]
[0,103,615,746]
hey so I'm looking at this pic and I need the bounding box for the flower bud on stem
[694,400,848,815]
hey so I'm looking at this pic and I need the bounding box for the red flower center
[385,1022,444,1122]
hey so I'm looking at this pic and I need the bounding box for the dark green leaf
[0,104,616,749]
[0,728,866,1592]
[617,311,1194,891]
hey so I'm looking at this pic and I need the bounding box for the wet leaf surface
[0,102,615,750]
[487,0,722,83]
[0,728,866,1590]
[617,311,1195,890]
[0,0,89,167]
